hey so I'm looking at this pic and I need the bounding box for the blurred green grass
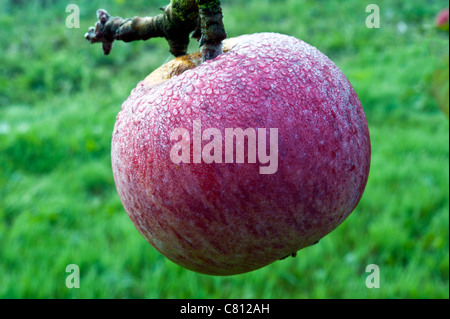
[0,0,448,298]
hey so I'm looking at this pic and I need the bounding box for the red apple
[111,33,371,275]
[435,7,449,31]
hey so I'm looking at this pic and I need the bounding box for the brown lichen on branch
[85,0,226,61]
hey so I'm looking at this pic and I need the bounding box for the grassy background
[0,0,448,298]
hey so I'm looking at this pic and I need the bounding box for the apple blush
[111,33,371,275]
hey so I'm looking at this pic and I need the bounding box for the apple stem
[85,0,226,61]
[197,0,227,61]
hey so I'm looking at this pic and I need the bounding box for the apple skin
[111,33,371,276]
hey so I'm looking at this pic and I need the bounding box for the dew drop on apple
[185,84,194,95]
[250,96,260,104]
[195,79,206,89]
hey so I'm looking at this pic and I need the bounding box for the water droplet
[227,60,238,68]
[138,103,146,113]
[262,82,271,91]
[196,79,206,89]
[250,96,259,104]
[185,95,193,106]
[132,100,141,113]
[185,85,194,95]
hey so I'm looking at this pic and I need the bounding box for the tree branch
[85,0,226,61]
[197,0,227,61]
